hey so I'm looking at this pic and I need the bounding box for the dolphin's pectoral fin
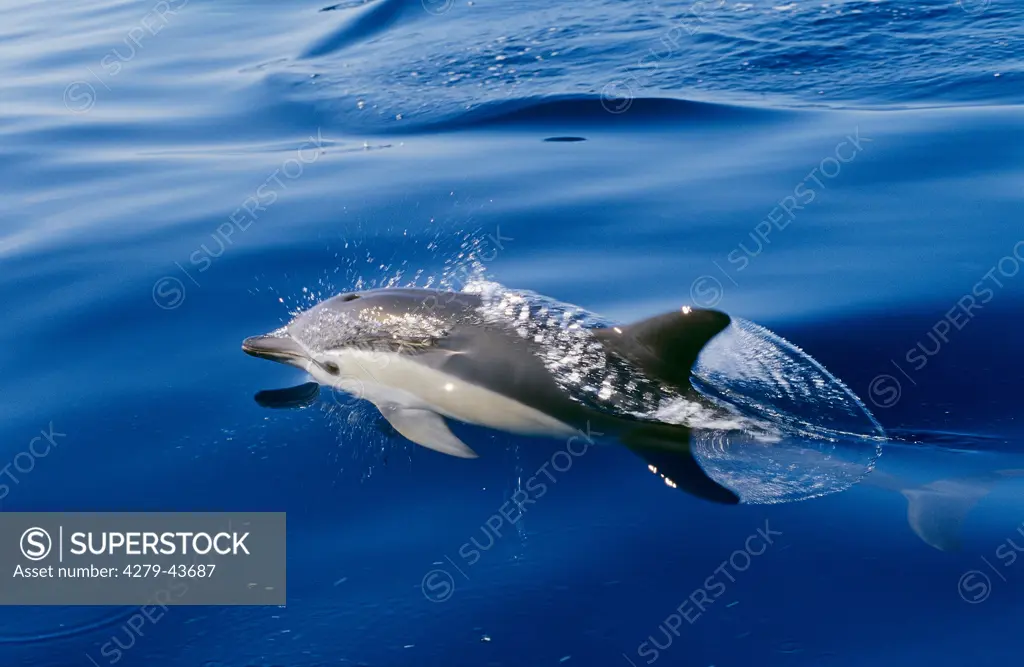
[593,308,730,390]
[377,406,478,459]
[622,424,740,504]
[253,382,321,409]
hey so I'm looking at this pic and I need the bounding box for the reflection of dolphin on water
[256,375,1024,550]
[244,288,740,503]
[863,464,1024,551]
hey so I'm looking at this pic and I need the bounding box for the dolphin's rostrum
[243,288,739,503]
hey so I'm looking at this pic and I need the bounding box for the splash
[469,282,666,415]
[688,319,884,504]
[468,283,884,504]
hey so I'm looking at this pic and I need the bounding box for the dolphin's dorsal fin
[377,405,478,459]
[594,308,730,390]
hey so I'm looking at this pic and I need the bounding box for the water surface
[1,0,1023,665]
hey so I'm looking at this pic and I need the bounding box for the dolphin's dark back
[313,288,484,327]
[306,288,731,421]
[288,288,484,353]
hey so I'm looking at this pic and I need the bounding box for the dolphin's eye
[323,361,340,375]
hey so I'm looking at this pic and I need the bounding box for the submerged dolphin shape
[243,287,740,503]
[862,465,1024,551]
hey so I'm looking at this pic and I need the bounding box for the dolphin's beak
[242,334,309,366]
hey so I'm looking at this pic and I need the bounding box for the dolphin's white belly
[314,349,577,438]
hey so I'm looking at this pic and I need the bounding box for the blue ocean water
[1,0,1024,664]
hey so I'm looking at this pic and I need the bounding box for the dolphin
[860,462,1024,551]
[242,287,740,503]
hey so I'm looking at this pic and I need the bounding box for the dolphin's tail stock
[895,469,1024,551]
[621,423,740,504]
